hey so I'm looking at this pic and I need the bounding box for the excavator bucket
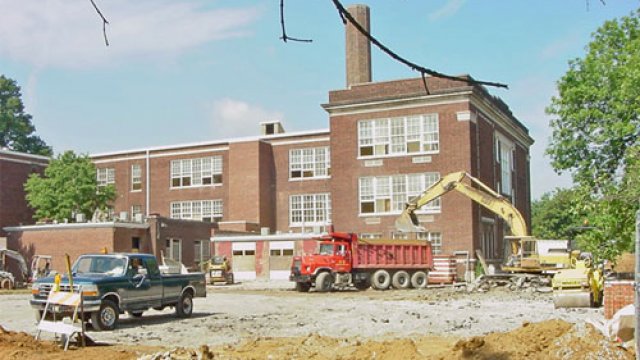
[394,209,426,233]
[552,291,591,308]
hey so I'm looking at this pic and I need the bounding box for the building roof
[91,128,330,159]
[3,222,150,232]
[0,148,50,162]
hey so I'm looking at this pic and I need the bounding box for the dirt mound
[441,319,633,360]
[0,325,142,360]
[140,320,632,360]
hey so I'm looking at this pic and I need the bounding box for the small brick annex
[4,215,213,281]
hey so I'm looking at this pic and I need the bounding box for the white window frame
[417,232,443,254]
[97,168,115,186]
[358,173,440,216]
[495,133,514,196]
[131,164,142,192]
[166,238,182,262]
[170,200,223,222]
[131,205,142,219]
[357,114,439,158]
[289,193,332,228]
[289,147,331,180]
[194,240,211,265]
[171,156,222,188]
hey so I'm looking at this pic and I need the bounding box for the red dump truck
[289,231,433,292]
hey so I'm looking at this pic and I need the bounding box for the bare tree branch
[329,0,508,89]
[279,0,312,43]
[89,0,110,46]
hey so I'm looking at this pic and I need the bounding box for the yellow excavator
[395,171,601,307]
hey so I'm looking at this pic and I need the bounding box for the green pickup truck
[30,253,206,330]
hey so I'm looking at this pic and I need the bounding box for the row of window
[96,113,442,189]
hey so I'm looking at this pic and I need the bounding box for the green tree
[531,188,586,240]
[0,75,52,156]
[546,10,640,260]
[25,151,115,222]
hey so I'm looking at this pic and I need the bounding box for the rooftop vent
[260,121,285,136]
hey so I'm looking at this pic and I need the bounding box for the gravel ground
[0,280,604,349]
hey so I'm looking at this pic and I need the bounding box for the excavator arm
[395,171,528,238]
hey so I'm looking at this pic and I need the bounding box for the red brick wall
[0,154,47,236]
[604,281,634,319]
[7,227,117,278]
[328,101,476,254]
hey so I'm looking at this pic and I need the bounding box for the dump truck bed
[351,239,433,270]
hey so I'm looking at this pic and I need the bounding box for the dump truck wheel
[411,271,428,289]
[91,300,119,331]
[315,272,333,292]
[371,270,391,290]
[295,282,311,292]
[354,279,370,291]
[392,271,411,289]
[176,291,194,318]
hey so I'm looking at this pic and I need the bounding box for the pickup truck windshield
[319,244,334,255]
[73,256,127,276]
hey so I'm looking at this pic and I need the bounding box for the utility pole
[635,207,639,359]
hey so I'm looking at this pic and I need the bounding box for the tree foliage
[25,151,115,222]
[0,75,52,156]
[546,10,640,260]
[531,188,586,240]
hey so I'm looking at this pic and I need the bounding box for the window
[131,237,140,252]
[170,200,223,222]
[232,249,256,256]
[97,168,115,186]
[359,173,440,215]
[165,239,182,262]
[270,248,295,256]
[131,164,142,191]
[171,156,222,188]
[289,147,331,179]
[194,240,211,265]
[418,232,443,254]
[360,233,382,240]
[131,205,142,220]
[289,194,332,227]
[358,114,439,157]
[495,134,514,196]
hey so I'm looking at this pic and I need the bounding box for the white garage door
[232,242,256,281]
[269,241,295,280]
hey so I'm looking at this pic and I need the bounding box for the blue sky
[0,0,637,199]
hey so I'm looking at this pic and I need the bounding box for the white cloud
[208,98,284,138]
[0,0,262,69]
[428,0,466,21]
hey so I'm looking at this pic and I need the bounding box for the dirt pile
[442,319,633,360]
[0,325,143,360]
[139,320,632,360]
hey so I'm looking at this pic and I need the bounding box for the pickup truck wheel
[176,292,194,318]
[91,300,119,331]
[128,311,144,318]
[315,272,333,292]
[295,282,311,292]
[371,270,391,290]
[411,271,428,289]
[392,271,411,289]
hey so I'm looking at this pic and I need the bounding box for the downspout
[145,149,150,217]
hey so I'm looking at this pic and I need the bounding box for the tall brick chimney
[345,4,371,87]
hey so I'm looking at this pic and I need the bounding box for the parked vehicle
[290,230,433,292]
[30,253,206,330]
[204,256,234,285]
